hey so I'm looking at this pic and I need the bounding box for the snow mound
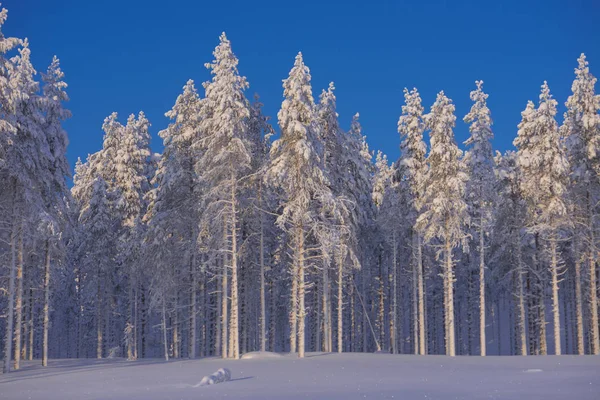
[198,368,232,386]
[241,351,283,360]
[524,369,543,373]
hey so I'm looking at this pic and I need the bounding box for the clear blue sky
[7,0,600,170]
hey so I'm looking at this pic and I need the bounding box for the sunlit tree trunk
[42,239,51,367]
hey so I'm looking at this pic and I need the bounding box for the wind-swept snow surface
[1,353,598,400]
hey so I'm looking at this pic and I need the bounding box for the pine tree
[515,82,570,355]
[198,33,252,359]
[40,55,71,367]
[418,91,469,357]
[563,54,600,355]
[268,53,334,358]
[463,80,495,356]
[398,87,428,355]
[0,5,22,373]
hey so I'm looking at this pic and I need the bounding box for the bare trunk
[42,239,51,367]
[412,236,418,354]
[516,235,527,356]
[572,247,584,354]
[96,269,103,358]
[337,249,343,353]
[417,233,426,355]
[190,250,197,359]
[550,237,561,355]
[590,224,599,355]
[162,299,169,361]
[392,232,398,354]
[229,173,240,359]
[297,224,306,358]
[290,251,298,354]
[14,220,24,370]
[444,217,456,356]
[479,219,486,356]
[3,182,19,374]
[259,193,266,352]
[28,286,34,361]
[221,217,229,359]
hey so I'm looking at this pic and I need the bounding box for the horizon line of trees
[1,5,599,374]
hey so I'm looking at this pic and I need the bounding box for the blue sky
[7,0,600,170]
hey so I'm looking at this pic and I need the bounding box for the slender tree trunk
[229,174,240,359]
[127,284,135,361]
[216,264,222,356]
[297,224,306,358]
[589,227,599,354]
[28,286,34,361]
[222,251,228,359]
[96,269,103,359]
[14,220,24,370]
[516,235,527,356]
[479,218,486,356]
[259,192,266,352]
[412,237,418,354]
[576,251,586,354]
[550,236,561,355]
[322,257,328,352]
[417,233,426,355]
[444,218,456,356]
[190,250,197,359]
[162,299,169,361]
[337,248,343,353]
[3,182,19,374]
[392,232,398,354]
[173,298,179,359]
[290,248,298,354]
[42,239,51,367]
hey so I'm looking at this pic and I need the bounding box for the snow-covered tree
[418,91,469,356]
[515,82,570,355]
[144,79,203,359]
[563,54,600,355]
[197,33,252,359]
[398,87,428,355]
[0,5,22,373]
[268,53,335,358]
[463,80,495,356]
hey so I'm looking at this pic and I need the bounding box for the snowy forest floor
[1,352,599,400]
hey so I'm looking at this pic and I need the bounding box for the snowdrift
[241,351,284,360]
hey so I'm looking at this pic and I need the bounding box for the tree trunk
[96,269,103,359]
[28,286,34,361]
[590,233,599,355]
[42,239,51,367]
[297,224,306,358]
[417,233,426,355]
[259,192,266,352]
[337,248,344,353]
[222,218,229,359]
[190,249,197,359]
[392,232,398,354]
[3,182,19,374]
[162,299,169,361]
[479,218,486,356]
[575,255,585,356]
[412,237,418,354]
[516,234,527,356]
[550,236,561,355]
[290,246,298,354]
[229,174,240,359]
[444,218,456,356]
[14,220,24,370]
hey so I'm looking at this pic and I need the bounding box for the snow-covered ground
[1,353,598,399]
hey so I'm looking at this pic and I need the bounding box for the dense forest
[1,5,599,373]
